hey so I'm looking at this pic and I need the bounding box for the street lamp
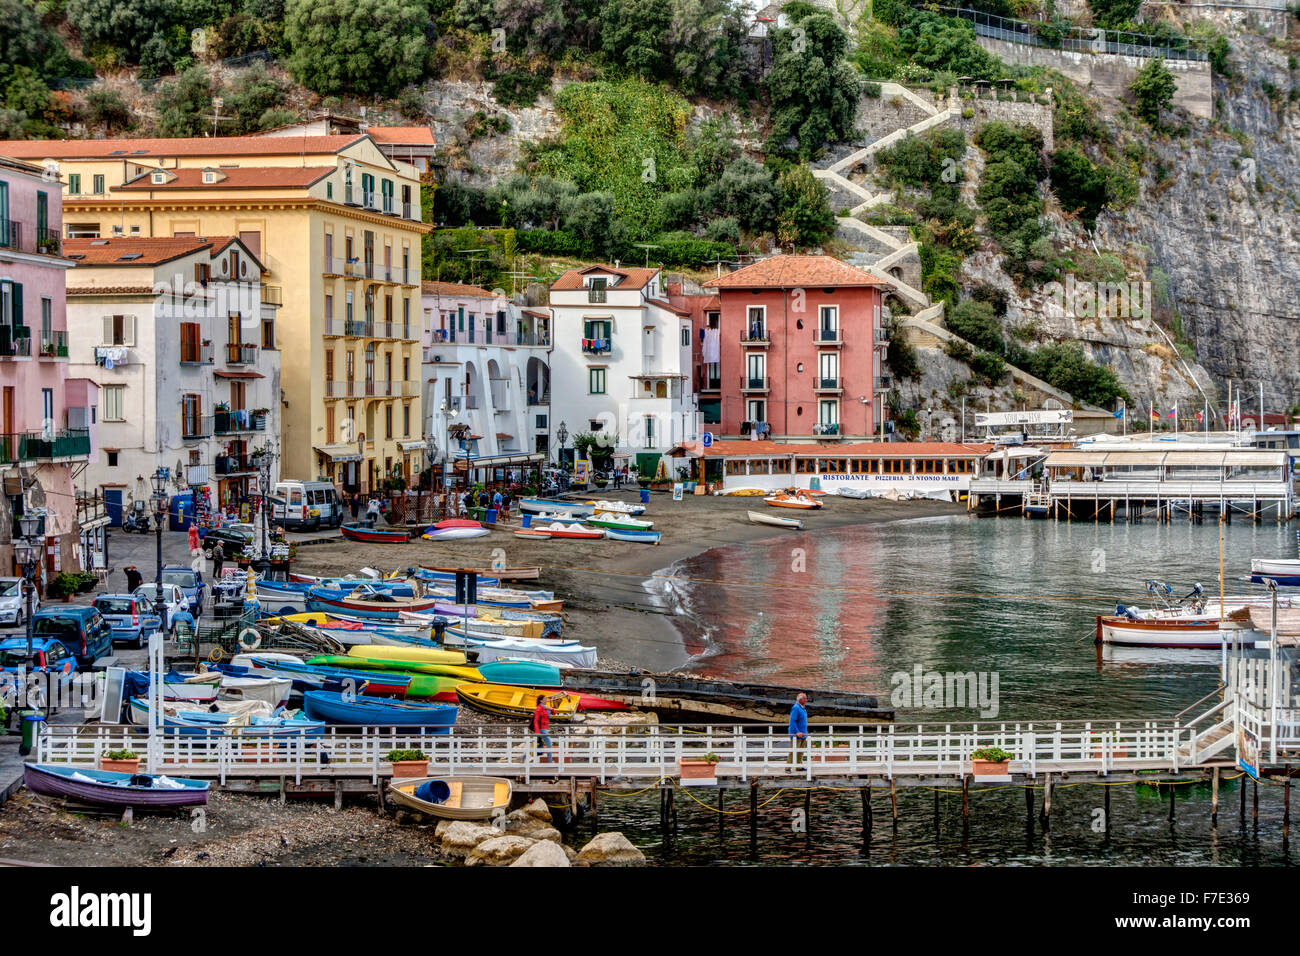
[14,511,41,666]
[252,441,278,577]
[439,400,449,518]
[556,421,568,470]
[150,468,168,625]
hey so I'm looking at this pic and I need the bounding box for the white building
[548,265,699,472]
[64,236,282,516]
[420,282,550,484]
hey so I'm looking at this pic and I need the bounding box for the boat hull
[1095,615,1253,648]
[747,510,804,530]
[341,524,411,543]
[388,776,513,821]
[303,690,458,730]
[24,764,210,808]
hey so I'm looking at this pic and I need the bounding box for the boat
[604,528,662,545]
[519,498,594,517]
[388,776,513,821]
[340,644,468,666]
[764,491,822,510]
[246,656,414,696]
[303,690,459,730]
[306,586,442,620]
[514,529,552,539]
[329,652,483,682]
[126,697,326,735]
[476,660,563,688]
[1251,557,1300,586]
[561,669,893,724]
[447,635,598,669]
[585,499,646,516]
[1094,614,1254,648]
[529,511,586,524]
[426,564,540,582]
[23,764,210,808]
[340,524,412,543]
[156,671,221,701]
[454,684,582,721]
[303,659,467,700]
[535,522,605,539]
[587,512,654,532]
[423,526,491,541]
[400,609,543,639]
[747,510,804,530]
[837,488,872,499]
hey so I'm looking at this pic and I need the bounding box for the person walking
[365,496,380,528]
[124,565,143,593]
[187,523,200,555]
[532,694,554,768]
[210,545,225,581]
[786,692,809,770]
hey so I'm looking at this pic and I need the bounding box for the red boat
[433,519,483,530]
[340,524,411,543]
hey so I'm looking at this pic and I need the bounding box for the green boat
[587,513,654,532]
[307,656,466,699]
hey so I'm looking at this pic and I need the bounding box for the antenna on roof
[204,97,234,138]
[632,242,660,269]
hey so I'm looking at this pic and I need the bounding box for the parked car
[0,637,77,710]
[0,577,38,627]
[30,605,112,668]
[161,565,206,617]
[92,594,164,649]
[132,583,189,632]
[204,525,254,560]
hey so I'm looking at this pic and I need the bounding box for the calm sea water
[604,515,1300,866]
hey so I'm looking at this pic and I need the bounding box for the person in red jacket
[532,696,553,764]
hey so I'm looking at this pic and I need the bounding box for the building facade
[548,265,699,472]
[701,255,890,441]
[63,236,282,520]
[0,133,429,494]
[0,155,91,582]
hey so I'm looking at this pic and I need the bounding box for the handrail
[1175,682,1228,723]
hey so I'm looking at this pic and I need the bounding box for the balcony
[402,203,418,221]
[343,186,359,207]
[741,328,770,347]
[816,327,842,346]
[215,453,258,476]
[875,375,893,391]
[362,191,377,210]
[815,376,842,393]
[382,198,397,217]
[397,380,419,397]
[0,220,62,256]
[185,464,210,485]
[587,287,607,304]
[37,331,69,360]
[741,376,769,393]
[875,328,890,344]
[581,339,611,355]
[182,415,213,440]
[226,343,258,365]
[180,342,215,365]
[515,332,551,347]
[699,376,721,392]
[0,325,31,358]
[261,286,283,307]
[813,422,841,436]
[214,409,267,435]
[0,429,91,463]
[93,345,131,367]
[344,319,374,338]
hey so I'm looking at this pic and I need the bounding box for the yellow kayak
[341,650,482,682]
[455,683,581,721]
[344,644,468,667]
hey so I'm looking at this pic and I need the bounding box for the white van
[272,480,343,530]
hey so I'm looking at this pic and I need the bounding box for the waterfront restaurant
[670,440,995,496]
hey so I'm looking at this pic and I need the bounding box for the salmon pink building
[700,255,891,440]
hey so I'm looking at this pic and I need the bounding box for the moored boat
[303,690,459,730]
[604,528,662,545]
[23,764,210,808]
[454,684,582,720]
[519,498,594,517]
[1094,614,1254,648]
[765,491,821,510]
[535,522,605,539]
[587,512,654,532]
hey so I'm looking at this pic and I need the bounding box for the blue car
[30,605,112,668]
[0,637,78,706]
[161,566,206,617]
[92,594,163,649]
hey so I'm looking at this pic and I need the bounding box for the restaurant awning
[1102,452,1169,466]
[397,440,426,451]
[1164,451,1227,466]
[1226,450,1288,466]
[452,452,544,470]
[314,443,363,462]
[1043,451,1102,467]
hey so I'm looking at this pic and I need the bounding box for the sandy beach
[302,491,965,672]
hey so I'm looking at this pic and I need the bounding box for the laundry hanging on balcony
[702,328,720,364]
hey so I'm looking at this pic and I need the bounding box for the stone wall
[975,36,1214,119]
[951,93,1056,152]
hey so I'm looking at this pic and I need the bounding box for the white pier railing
[35,719,1218,786]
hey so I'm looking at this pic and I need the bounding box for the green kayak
[307,656,467,699]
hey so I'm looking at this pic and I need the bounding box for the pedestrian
[786,692,809,770]
[347,494,358,521]
[187,523,200,555]
[210,546,225,580]
[365,496,380,528]
[532,693,553,767]
[492,488,503,515]
[124,565,143,593]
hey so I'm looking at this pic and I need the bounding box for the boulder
[509,840,570,868]
[500,806,562,842]
[465,835,537,867]
[574,832,646,866]
[522,797,552,822]
[439,821,500,859]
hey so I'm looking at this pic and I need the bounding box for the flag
[1113,408,1125,419]
[1150,408,1159,421]
[1166,407,1177,418]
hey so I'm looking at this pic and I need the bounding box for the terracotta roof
[520,308,549,318]
[647,296,691,317]
[118,166,333,190]
[63,236,221,266]
[367,127,435,147]
[421,281,497,299]
[703,255,888,290]
[550,265,659,292]
[0,135,365,160]
[697,440,995,457]
[66,285,159,296]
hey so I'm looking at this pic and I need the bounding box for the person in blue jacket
[787,692,808,769]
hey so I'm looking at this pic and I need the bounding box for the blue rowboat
[126,698,326,736]
[411,568,501,588]
[604,528,662,545]
[24,763,210,808]
[305,586,441,620]
[476,660,563,688]
[303,690,458,730]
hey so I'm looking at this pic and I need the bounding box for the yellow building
[0,134,430,493]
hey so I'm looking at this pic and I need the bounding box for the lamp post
[14,511,42,667]
[556,420,568,471]
[439,400,449,518]
[252,440,278,577]
[150,468,168,625]
[424,432,437,524]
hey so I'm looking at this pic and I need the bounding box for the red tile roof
[551,265,660,292]
[421,281,497,298]
[703,255,888,290]
[0,135,365,160]
[66,285,160,296]
[696,440,994,457]
[118,166,333,190]
[367,126,435,147]
[63,236,226,266]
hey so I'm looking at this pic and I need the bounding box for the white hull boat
[747,510,804,530]
[218,675,293,707]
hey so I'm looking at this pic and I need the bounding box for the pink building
[0,155,91,585]
[701,255,891,440]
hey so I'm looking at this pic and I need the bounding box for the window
[40,298,51,343]
[93,174,105,194]
[326,406,335,443]
[385,404,393,439]
[588,367,606,394]
[180,322,201,362]
[42,388,53,425]
[103,385,125,421]
[681,326,690,348]
[819,400,839,426]
[583,319,611,341]
[746,399,765,422]
[107,451,118,467]
[203,171,217,184]
[819,352,838,385]
[402,403,410,438]
[403,298,410,338]
[746,307,766,339]
[746,353,765,385]
[102,315,134,346]
[67,174,81,195]
[151,172,166,184]
[325,293,333,323]
[262,318,275,348]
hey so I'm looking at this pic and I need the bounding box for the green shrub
[386,748,426,762]
[972,746,1012,762]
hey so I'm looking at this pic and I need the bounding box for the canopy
[314,444,362,463]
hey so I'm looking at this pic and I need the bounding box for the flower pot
[971,758,1010,776]
[390,759,428,778]
[814,745,849,763]
[678,758,718,780]
[99,757,140,774]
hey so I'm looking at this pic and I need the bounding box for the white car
[0,577,38,627]
[132,583,190,632]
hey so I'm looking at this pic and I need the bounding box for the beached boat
[604,528,662,545]
[332,652,482,681]
[400,609,541,639]
[388,776,513,821]
[340,524,412,543]
[304,658,466,699]
[529,511,586,524]
[535,522,605,539]
[476,660,563,688]
[425,564,539,582]
[423,525,491,541]
[446,634,598,669]
[303,690,458,730]
[126,697,326,735]
[747,510,804,530]
[216,675,292,707]
[454,684,582,721]
[837,488,872,499]
[514,529,552,539]
[585,499,646,515]
[765,491,822,510]
[23,764,210,809]
[246,656,414,696]
[519,498,594,517]
[561,670,892,724]
[588,513,654,532]
[339,644,468,667]
[306,586,442,620]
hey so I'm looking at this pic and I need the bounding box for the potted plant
[386,748,428,778]
[100,748,140,773]
[812,739,850,762]
[679,751,721,782]
[971,746,1013,776]
[49,572,82,602]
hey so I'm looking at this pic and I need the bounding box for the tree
[1130,57,1177,127]
[948,299,1005,355]
[775,164,835,248]
[225,62,290,133]
[704,157,781,234]
[1024,342,1126,406]
[83,88,134,133]
[765,12,861,159]
[284,0,429,97]
[1089,0,1142,30]
[0,0,55,77]
[601,0,673,80]
[559,191,625,259]
[154,66,216,137]
[1049,146,1108,230]
[66,0,177,63]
